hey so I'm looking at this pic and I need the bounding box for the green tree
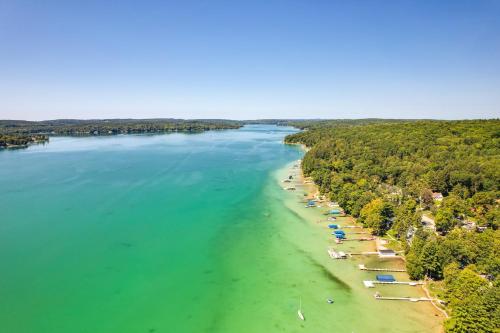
[359,198,394,235]
[393,199,420,239]
[420,188,434,209]
[435,208,455,234]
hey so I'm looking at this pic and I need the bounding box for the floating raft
[358,264,406,272]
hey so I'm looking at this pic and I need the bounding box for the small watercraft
[327,298,334,304]
[298,298,305,321]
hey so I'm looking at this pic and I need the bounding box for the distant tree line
[0,119,243,148]
[0,119,242,136]
[285,119,500,332]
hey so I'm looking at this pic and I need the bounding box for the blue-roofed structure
[376,275,396,282]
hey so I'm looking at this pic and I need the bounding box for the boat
[327,298,334,304]
[328,248,347,259]
[298,298,305,321]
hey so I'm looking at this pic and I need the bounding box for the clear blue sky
[1,0,499,120]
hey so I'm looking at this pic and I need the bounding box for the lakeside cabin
[432,192,443,201]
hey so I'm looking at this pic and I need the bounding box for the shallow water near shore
[0,125,441,332]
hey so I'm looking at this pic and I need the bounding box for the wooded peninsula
[285,119,499,333]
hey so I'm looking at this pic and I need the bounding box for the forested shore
[0,134,49,148]
[0,119,242,149]
[0,119,242,135]
[285,119,500,333]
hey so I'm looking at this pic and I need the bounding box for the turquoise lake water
[0,125,442,332]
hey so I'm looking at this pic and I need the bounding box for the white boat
[328,248,347,259]
[298,298,305,321]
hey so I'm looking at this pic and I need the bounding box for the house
[432,192,443,201]
[462,220,476,231]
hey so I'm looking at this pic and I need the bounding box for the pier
[343,237,375,242]
[374,295,436,302]
[347,251,379,256]
[358,264,406,272]
[363,280,423,288]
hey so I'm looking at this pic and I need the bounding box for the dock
[374,295,436,302]
[358,264,406,272]
[363,280,423,288]
[347,250,403,258]
[347,251,379,256]
[342,237,375,242]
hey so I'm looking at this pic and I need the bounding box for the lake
[0,125,441,332]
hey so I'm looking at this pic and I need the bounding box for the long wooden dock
[358,264,406,272]
[375,295,435,302]
[363,280,423,288]
[343,237,375,242]
[347,251,379,256]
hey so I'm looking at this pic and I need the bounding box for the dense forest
[0,119,242,136]
[0,119,242,148]
[285,120,500,332]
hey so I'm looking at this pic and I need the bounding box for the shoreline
[275,157,445,332]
